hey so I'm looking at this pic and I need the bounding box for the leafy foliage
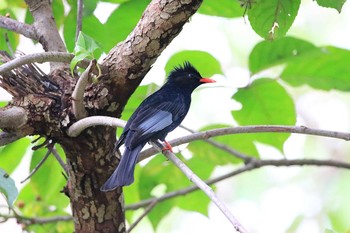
[1,0,350,232]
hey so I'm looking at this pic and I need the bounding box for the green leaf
[281,46,350,91]
[165,50,223,77]
[70,31,102,72]
[188,124,259,165]
[0,137,31,174]
[248,0,301,40]
[316,0,346,13]
[232,78,296,151]
[198,0,244,18]
[249,37,317,74]
[0,168,18,207]
[104,0,150,51]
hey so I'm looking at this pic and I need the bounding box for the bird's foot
[162,141,173,153]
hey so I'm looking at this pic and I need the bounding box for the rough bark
[0,0,203,232]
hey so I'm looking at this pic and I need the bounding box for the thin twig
[67,116,126,137]
[180,125,251,161]
[21,147,52,183]
[139,125,350,161]
[0,15,38,40]
[126,157,350,211]
[72,60,96,120]
[0,210,72,225]
[76,0,83,42]
[51,147,69,175]
[126,201,157,233]
[151,140,249,233]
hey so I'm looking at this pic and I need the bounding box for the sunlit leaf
[0,168,18,207]
[248,0,301,40]
[316,0,346,13]
[198,0,244,18]
[165,50,223,77]
[249,37,317,74]
[281,46,350,91]
[0,137,31,174]
[232,78,296,151]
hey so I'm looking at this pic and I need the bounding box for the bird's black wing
[126,97,188,148]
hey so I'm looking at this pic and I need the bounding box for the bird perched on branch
[101,62,215,191]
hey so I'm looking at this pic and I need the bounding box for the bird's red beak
[199,78,216,83]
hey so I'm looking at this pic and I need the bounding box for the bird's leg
[162,141,173,153]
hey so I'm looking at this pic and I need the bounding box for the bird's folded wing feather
[126,101,187,148]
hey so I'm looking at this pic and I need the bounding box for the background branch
[126,157,350,211]
[151,140,249,233]
[0,15,38,40]
[139,125,350,160]
[0,132,26,146]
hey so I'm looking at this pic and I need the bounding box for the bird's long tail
[100,143,145,191]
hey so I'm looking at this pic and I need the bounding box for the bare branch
[0,52,73,75]
[126,201,157,233]
[151,140,249,233]
[180,125,251,161]
[67,116,126,137]
[75,0,83,42]
[21,147,52,183]
[0,15,38,40]
[72,60,96,120]
[0,210,72,225]
[0,107,27,129]
[126,157,350,211]
[52,147,69,175]
[139,125,350,160]
[24,0,67,70]
[0,132,26,146]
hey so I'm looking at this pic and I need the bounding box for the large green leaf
[198,0,244,18]
[232,78,296,151]
[248,0,301,40]
[0,137,31,174]
[281,46,350,91]
[249,37,317,74]
[0,168,18,207]
[165,50,223,77]
[315,0,346,13]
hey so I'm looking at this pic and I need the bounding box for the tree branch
[100,0,203,118]
[0,15,38,40]
[126,201,157,233]
[72,60,96,120]
[24,0,67,70]
[75,0,83,42]
[0,107,27,129]
[151,140,249,233]
[66,116,126,137]
[139,125,350,160]
[126,157,350,211]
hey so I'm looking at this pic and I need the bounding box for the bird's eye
[187,73,193,78]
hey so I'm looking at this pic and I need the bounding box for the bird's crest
[168,61,201,79]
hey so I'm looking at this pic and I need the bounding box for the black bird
[101,62,215,191]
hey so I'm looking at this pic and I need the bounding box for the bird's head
[167,61,215,90]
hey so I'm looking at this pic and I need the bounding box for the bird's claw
[162,141,173,153]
